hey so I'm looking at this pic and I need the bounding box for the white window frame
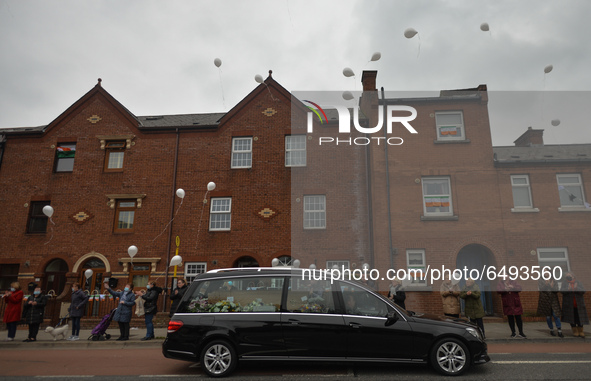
[209,197,232,231]
[557,173,587,210]
[421,177,453,216]
[304,195,326,229]
[406,249,427,285]
[231,137,252,169]
[435,111,465,141]
[285,135,307,167]
[185,262,207,284]
[537,248,570,281]
[327,260,350,270]
[511,174,538,212]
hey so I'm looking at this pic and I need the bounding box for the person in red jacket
[3,281,24,341]
[497,279,526,338]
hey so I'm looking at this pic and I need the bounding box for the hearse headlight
[466,327,483,340]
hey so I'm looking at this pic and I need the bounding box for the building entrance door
[79,258,106,317]
[456,244,495,315]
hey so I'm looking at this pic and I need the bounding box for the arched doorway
[456,244,495,315]
[233,256,259,268]
[43,258,68,296]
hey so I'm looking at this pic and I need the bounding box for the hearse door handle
[288,319,301,325]
[349,322,362,329]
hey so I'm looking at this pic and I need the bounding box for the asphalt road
[1,343,590,380]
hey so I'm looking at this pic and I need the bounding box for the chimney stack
[514,127,544,147]
[361,71,377,92]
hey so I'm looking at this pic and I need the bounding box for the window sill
[511,208,540,213]
[420,215,458,221]
[433,139,470,144]
[558,207,591,212]
[209,229,231,232]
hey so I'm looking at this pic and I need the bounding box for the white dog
[45,323,70,341]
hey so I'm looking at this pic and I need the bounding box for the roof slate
[493,144,591,164]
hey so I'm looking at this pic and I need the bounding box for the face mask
[146,285,151,289]
[124,287,130,292]
[72,288,76,293]
[566,276,573,281]
[10,287,15,292]
[34,291,40,295]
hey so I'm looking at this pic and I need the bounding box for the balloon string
[152,198,184,242]
[417,34,421,58]
[43,217,55,245]
[218,68,226,109]
[263,83,279,101]
[195,190,211,249]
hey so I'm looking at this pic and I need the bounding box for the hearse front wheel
[430,338,470,376]
[200,340,237,377]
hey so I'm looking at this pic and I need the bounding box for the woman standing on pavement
[3,282,23,341]
[169,279,188,317]
[22,286,47,342]
[387,278,406,309]
[497,279,526,338]
[560,271,588,338]
[137,280,162,341]
[440,278,461,318]
[67,282,88,341]
[106,282,136,341]
[460,278,486,339]
[537,278,563,337]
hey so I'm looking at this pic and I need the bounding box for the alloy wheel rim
[204,344,232,374]
[436,342,466,373]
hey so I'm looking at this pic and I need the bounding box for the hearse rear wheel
[200,340,237,377]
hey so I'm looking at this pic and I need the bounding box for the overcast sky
[1,0,590,146]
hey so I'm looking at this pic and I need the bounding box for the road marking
[35,377,95,378]
[495,360,591,364]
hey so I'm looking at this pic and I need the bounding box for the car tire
[430,337,470,376]
[200,340,238,377]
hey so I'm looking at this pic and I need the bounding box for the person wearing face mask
[169,279,188,317]
[137,280,162,341]
[106,283,136,341]
[67,282,89,341]
[560,272,588,338]
[3,282,23,341]
[460,278,486,339]
[22,286,47,342]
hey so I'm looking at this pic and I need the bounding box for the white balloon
[343,67,355,77]
[342,91,354,101]
[176,188,185,199]
[404,28,418,39]
[480,23,490,32]
[271,258,279,267]
[214,58,222,68]
[128,245,138,258]
[84,269,93,279]
[207,182,216,191]
[293,259,301,268]
[362,263,370,270]
[544,64,553,74]
[255,74,264,83]
[551,119,561,126]
[170,255,182,267]
[370,52,381,61]
[42,205,54,218]
[309,264,317,270]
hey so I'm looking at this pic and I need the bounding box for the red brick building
[1,70,589,321]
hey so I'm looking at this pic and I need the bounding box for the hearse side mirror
[385,311,399,326]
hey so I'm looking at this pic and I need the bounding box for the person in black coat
[67,282,89,340]
[138,280,162,340]
[169,279,188,317]
[387,278,406,310]
[22,287,47,342]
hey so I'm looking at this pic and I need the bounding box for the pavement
[0,320,587,349]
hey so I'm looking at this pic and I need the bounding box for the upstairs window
[422,177,453,216]
[55,143,76,172]
[285,135,307,167]
[304,195,326,229]
[209,197,232,231]
[231,137,252,168]
[511,174,534,209]
[435,111,465,141]
[104,141,126,172]
[557,174,586,208]
[114,200,136,233]
[27,201,50,234]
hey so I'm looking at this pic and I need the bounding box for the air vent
[146,116,163,121]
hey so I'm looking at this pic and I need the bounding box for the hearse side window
[339,282,392,317]
[182,277,283,313]
[286,277,337,314]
